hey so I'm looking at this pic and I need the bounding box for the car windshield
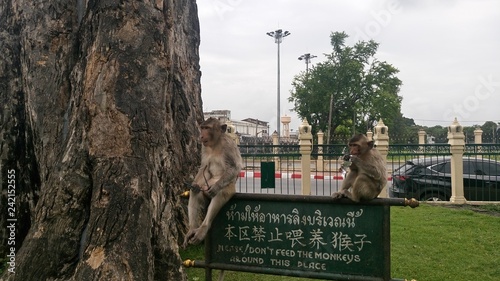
[428,162,446,173]
[438,161,475,174]
[394,163,416,174]
[473,161,500,176]
[437,159,500,176]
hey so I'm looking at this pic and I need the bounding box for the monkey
[332,134,387,202]
[183,117,243,248]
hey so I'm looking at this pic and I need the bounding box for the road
[236,178,342,196]
[236,177,392,197]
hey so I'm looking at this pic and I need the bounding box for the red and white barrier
[239,171,344,180]
[239,171,391,181]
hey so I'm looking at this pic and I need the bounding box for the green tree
[481,121,499,135]
[481,121,500,143]
[289,31,403,143]
[388,114,418,143]
[424,125,448,143]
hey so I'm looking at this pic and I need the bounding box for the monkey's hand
[205,185,218,198]
[350,155,360,164]
[188,183,202,193]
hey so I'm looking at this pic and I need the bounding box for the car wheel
[423,194,447,202]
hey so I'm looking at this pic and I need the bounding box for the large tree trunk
[0,0,202,280]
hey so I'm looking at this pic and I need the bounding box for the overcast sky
[196,0,500,133]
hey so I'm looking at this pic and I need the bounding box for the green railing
[386,144,451,177]
[238,144,301,194]
[238,143,500,201]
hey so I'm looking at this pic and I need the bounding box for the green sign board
[208,194,391,280]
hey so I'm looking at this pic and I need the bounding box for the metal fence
[387,144,500,202]
[238,144,302,195]
[237,144,348,196]
[237,143,500,202]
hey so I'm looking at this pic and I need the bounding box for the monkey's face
[199,118,225,147]
[200,127,212,147]
[349,143,361,155]
[200,125,222,147]
[348,134,374,156]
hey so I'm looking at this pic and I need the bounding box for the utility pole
[266,29,290,139]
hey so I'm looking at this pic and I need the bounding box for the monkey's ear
[221,124,228,133]
[367,140,374,149]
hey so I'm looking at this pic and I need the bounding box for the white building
[203,110,269,137]
[203,110,298,141]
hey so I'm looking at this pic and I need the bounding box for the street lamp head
[299,53,313,63]
[298,53,311,61]
[267,29,290,43]
[298,53,317,73]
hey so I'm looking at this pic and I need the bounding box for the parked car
[389,156,500,201]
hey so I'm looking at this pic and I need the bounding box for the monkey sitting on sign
[332,134,386,202]
[183,118,242,248]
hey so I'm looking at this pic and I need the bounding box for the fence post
[317,130,324,172]
[272,131,279,171]
[474,127,483,156]
[418,129,426,145]
[418,129,426,155]
[366,129,373,141]
[373,119,389,198]
[299,120,312,195]
[474,127,483,144]
[447,118,466,204]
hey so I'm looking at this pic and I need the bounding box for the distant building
[203,110,298,143]
[203,110,268,137]
[238,118,269,137]
[204,109,231,123]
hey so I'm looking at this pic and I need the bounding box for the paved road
[236,177,392,197]
[236,178,342,196]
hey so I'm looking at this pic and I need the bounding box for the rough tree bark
[1,0,202,280]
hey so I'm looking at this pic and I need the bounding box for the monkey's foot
[183,226,209,248]
[190,226,208,245]
[331,191,344,199]
[182,229,197,249]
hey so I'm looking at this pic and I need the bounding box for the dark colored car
[389,156,500,201]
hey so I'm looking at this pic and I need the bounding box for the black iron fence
[237,143,500,202]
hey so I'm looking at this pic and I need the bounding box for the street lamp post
[298,53,317,74]
[266,29,290,138]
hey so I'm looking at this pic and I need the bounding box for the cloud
[197,0,500,131]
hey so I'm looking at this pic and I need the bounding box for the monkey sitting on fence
[332,134,387,202]
[183,118,243,248]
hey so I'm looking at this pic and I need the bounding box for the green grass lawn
[391,204,500,281]
[181,204,500,281]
